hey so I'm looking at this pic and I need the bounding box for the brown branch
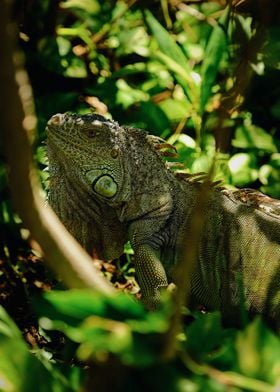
[162,169,216,361]
[0,0,114,295]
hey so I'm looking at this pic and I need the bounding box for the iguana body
[46,113,280,323]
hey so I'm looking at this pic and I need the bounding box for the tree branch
[0,0,114,294]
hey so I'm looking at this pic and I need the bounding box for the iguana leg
[133,244,168,310]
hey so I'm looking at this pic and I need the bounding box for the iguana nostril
[47,113,65,126]
[110,148,119,158]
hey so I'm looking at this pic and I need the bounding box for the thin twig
[162,164,216,360]
[0,0,114,294]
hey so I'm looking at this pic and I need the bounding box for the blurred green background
[16,0,280,195]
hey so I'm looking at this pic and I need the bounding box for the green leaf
[232,124,277,152]
[228,153,258,186]
[35,290,171,367]
[191,154,212,173]
[167,133,197,168]
[56,36,71,56]
[158,98,192,122]
[185,312,224,359]
[111,62,147,78]
[34,290,146,324]
[144,10,199,104]
[259,154,280,198]
[0,306,74,392]
[116,27,149,57]
[57,26,94,49]
[168,134,196,150]
[263,26,280,69]
[60,0,100,14]
[63,57,88,78]
[236,318,280,384]
[128,101,170,135]
[145,10,191,75]
[116,79,149,109]
[200,7,230,113]
[0,306,23,340]
[36,290,171,333]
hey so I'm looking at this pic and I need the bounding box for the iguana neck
[117,128,179,223]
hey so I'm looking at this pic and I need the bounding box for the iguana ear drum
[93,175,118,198]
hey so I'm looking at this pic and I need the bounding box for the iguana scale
[46,113,280,323]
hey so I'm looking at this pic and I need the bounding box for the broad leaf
[200,7,230,114]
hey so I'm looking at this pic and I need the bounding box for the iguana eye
[110,148,119,158]
[93,175,117,198]
[86,129,95,138]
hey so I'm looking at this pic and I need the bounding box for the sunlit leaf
[236,318,280,384]
[34,290,146,323]
[168,134,196,150]
[144,10,198,103]
[233,124,277,152]
[116,79,149,108]
[57,26,94,49]
[117,27,149,57]
[192,154,212,173]
[63,57,88,78]
[158,98,192,122]
[259,154,280,198]
[228,153,258,186]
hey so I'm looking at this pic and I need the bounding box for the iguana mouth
[47,112,114,128]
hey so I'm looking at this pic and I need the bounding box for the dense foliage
[1,0,280,391]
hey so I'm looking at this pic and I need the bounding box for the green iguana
[46,112,280,323]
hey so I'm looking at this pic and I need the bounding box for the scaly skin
[46,113,280,323]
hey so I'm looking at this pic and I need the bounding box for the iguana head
[46,112,130,205]
[46,112,176,225]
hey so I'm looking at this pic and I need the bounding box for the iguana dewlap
[46,113,280,323]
